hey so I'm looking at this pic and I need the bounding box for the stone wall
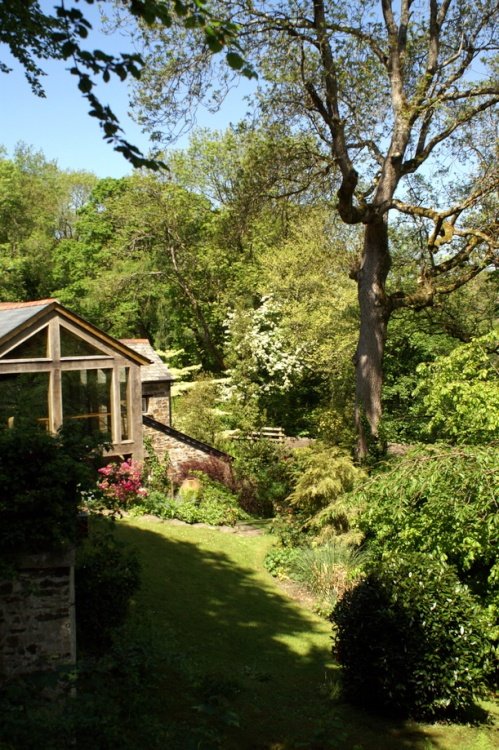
[0,550,76,681]
[143,383,171,425]
[144,424,217,471]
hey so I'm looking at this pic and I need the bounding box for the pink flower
[97,459,147,507]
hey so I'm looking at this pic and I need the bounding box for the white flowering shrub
[225,296,305,396]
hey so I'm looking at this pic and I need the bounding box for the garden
[0,391,497,748]
[1,3,498,745]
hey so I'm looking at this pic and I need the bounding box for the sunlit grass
[115,517,498,750]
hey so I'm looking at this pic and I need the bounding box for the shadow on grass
[114,519,492,750]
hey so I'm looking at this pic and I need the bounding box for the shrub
[143,436,173,495]
[97,459,148,510]
[132,489,169,517]
[133,480,248,527]
[0,423,103,555]
[75,524,141,652]
[288,445,365,521]
[412,332,499,445]
[231,440,295,516]
[264,546,301,578]
[353,444,499,628]
[331,552,494,720]
[269,511,307,548]
[173,455,236,493]
[265,539,367,615]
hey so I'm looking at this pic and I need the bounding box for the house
[0,299,149,460]
[122,338,231,470]
[0,300,233,683]
[0,300,230,469]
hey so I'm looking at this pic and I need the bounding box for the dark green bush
[331,552,494,720]
[352,444,499,629]
[75,524,141,653]
[0,423,104,555]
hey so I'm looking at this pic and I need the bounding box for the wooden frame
[0,308,148,460]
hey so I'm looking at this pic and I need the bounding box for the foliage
[143,436,173,495]
[230,440,295,517]
[0,146,96,302]
[173,376,228,442]
[224,207,359,438]
[288,541,367,614]
[381,308,458,442]
[263,545,301,579]
[97,458,148,510]
[0,423,103,555]
[412,332,499,444]
[226,295,306,396]
[0,1,253,168]
[268,511,307,550]
[135,479,248,527]
[288,445,365,523]
[55,174,244,369]
[75,523,141,653]
[173,455,236,493]
[353,444,499,625]
[265,539,367,615]
[331,552,494,720]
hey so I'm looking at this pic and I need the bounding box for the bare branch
[402,96,499,174]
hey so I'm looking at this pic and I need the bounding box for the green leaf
[77,75,93,93]
[226,51,245,70]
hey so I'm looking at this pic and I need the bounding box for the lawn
[115,517,498,750]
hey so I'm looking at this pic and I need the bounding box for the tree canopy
[130,0,499,454]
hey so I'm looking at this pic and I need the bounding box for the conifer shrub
[288,446,364,514]
[331,552,494,720]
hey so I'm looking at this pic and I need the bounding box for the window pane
[62,368,112,438]
[60,327,107,357]
[0,372,50,429]
[119,367,130,440]
[3,328,48,359]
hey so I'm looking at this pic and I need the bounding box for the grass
[115,517,498,750]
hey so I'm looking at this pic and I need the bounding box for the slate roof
[0,299,57,343]
[120,339,175,382]
[0,300,151,366]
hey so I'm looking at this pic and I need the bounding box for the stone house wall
[0,550,75,681]
[144,424,218,472]
[143,382,171,425]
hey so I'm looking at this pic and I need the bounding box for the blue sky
[0,3,251,178]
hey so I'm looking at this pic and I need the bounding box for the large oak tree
[131,0,498,455]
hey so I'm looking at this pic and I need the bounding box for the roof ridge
[0,299,58,310]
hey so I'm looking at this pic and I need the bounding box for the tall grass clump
[289,541,367,614]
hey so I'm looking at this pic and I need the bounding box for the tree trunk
[354,218,392,459]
